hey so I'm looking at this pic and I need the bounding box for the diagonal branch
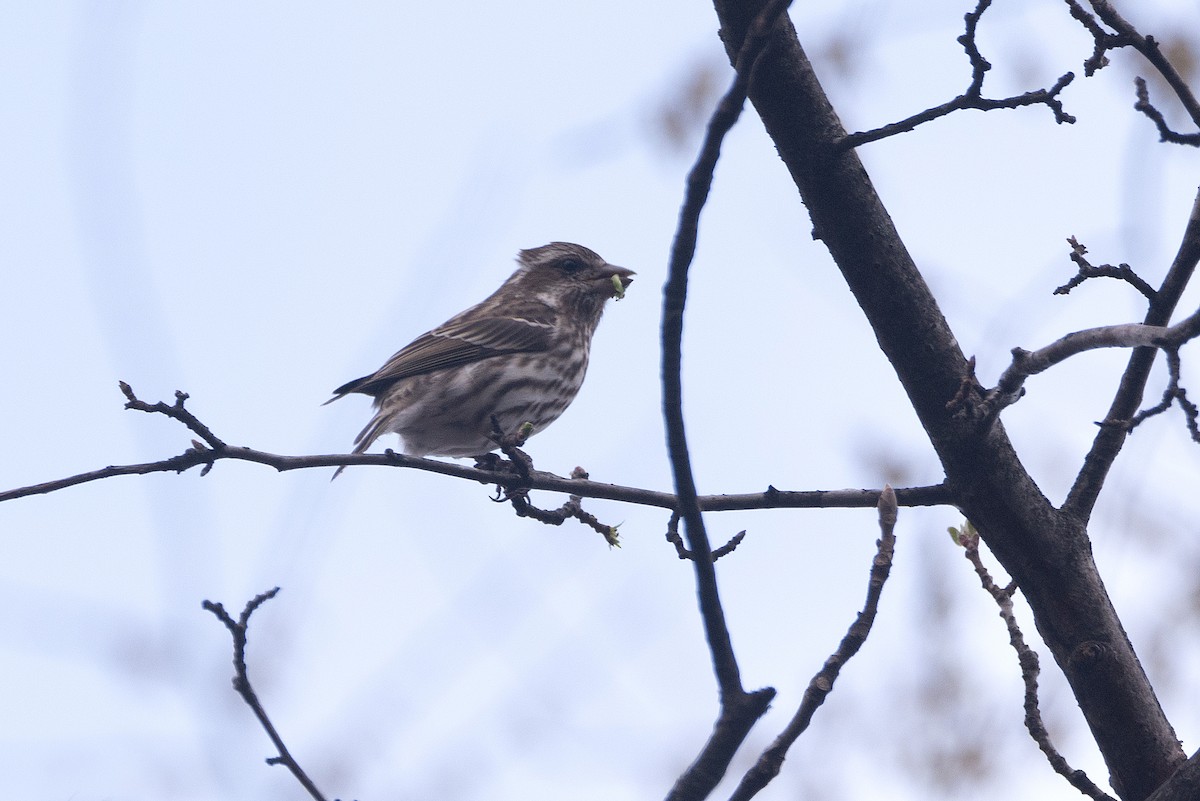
[1065,189,1200,520]
[727,487,899,801]
[1070,0,1200,144]
[955,523,1114,801]
[203,589,331,801]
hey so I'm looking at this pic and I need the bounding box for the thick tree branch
[709,2,1185,797]
[1144,748,1200,801]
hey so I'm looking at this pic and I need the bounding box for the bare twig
[727,486,899,801]
[1068,0,1200,145]
[203,589,331,801]
[1065,189,1200,520]
[498,466,622,546]
[953,523,1114,801]
[1135,78,1200,147]
[838,0,1075,150]
[1055,236,1157,301]
[665,512,745,561]
[1128,347,1200,441]
[486,417,622,543]
[120,380,226,450]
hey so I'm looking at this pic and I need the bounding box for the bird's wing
[330,312,556,398]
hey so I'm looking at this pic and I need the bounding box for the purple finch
[327,242,633,464]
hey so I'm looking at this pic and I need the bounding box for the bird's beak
[603,265,635,300]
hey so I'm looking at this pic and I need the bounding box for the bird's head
[516,242,634,312]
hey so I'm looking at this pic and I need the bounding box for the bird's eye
[558,258,585,272]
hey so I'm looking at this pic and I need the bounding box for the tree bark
[707,3,1185,798]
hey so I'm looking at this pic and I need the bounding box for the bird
[326,242,633,471]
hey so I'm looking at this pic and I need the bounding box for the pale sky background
[2,2,1200,800]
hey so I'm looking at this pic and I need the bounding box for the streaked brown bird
[326,242,633,467]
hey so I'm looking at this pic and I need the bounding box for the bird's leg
[487,415,535,483]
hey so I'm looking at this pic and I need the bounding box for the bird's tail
[331,411,389,480]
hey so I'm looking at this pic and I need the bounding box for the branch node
[1055,236,1157,301]
[203,588,333,801]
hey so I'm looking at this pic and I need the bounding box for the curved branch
[662,0,791,697]
[984,323,1175,416]
[661,4,792,799]
[1074,0,1200,144]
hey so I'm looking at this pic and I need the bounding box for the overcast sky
[2,2,1199,800]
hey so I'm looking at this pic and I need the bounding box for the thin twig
[498,466,622,546]
[954,523,1114,801]
[727,486,899,801]
[1055,236,1156,301]
[665,512,746,561]
[1127,347,1200,441]
[0,383,957,515]
[203,589,331,801]
[837,0,1075,150]
[1073,0,1200,144]
[1065,189,1200,520]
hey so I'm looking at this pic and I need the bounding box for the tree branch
[661,4,793,799]
[1144,748,1200,801]
[954,522,1114,801]
[1068,0,1200,144]
[1066,189,1200,520]
[203,589,331,801]
[837,0,1075,151]
[709,1,1185,796]
[727,487,899,801]
[0,383,955,515]
[980,305,1200,422]
[663,0,792,698]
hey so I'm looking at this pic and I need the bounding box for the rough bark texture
[708,3,1185,798]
